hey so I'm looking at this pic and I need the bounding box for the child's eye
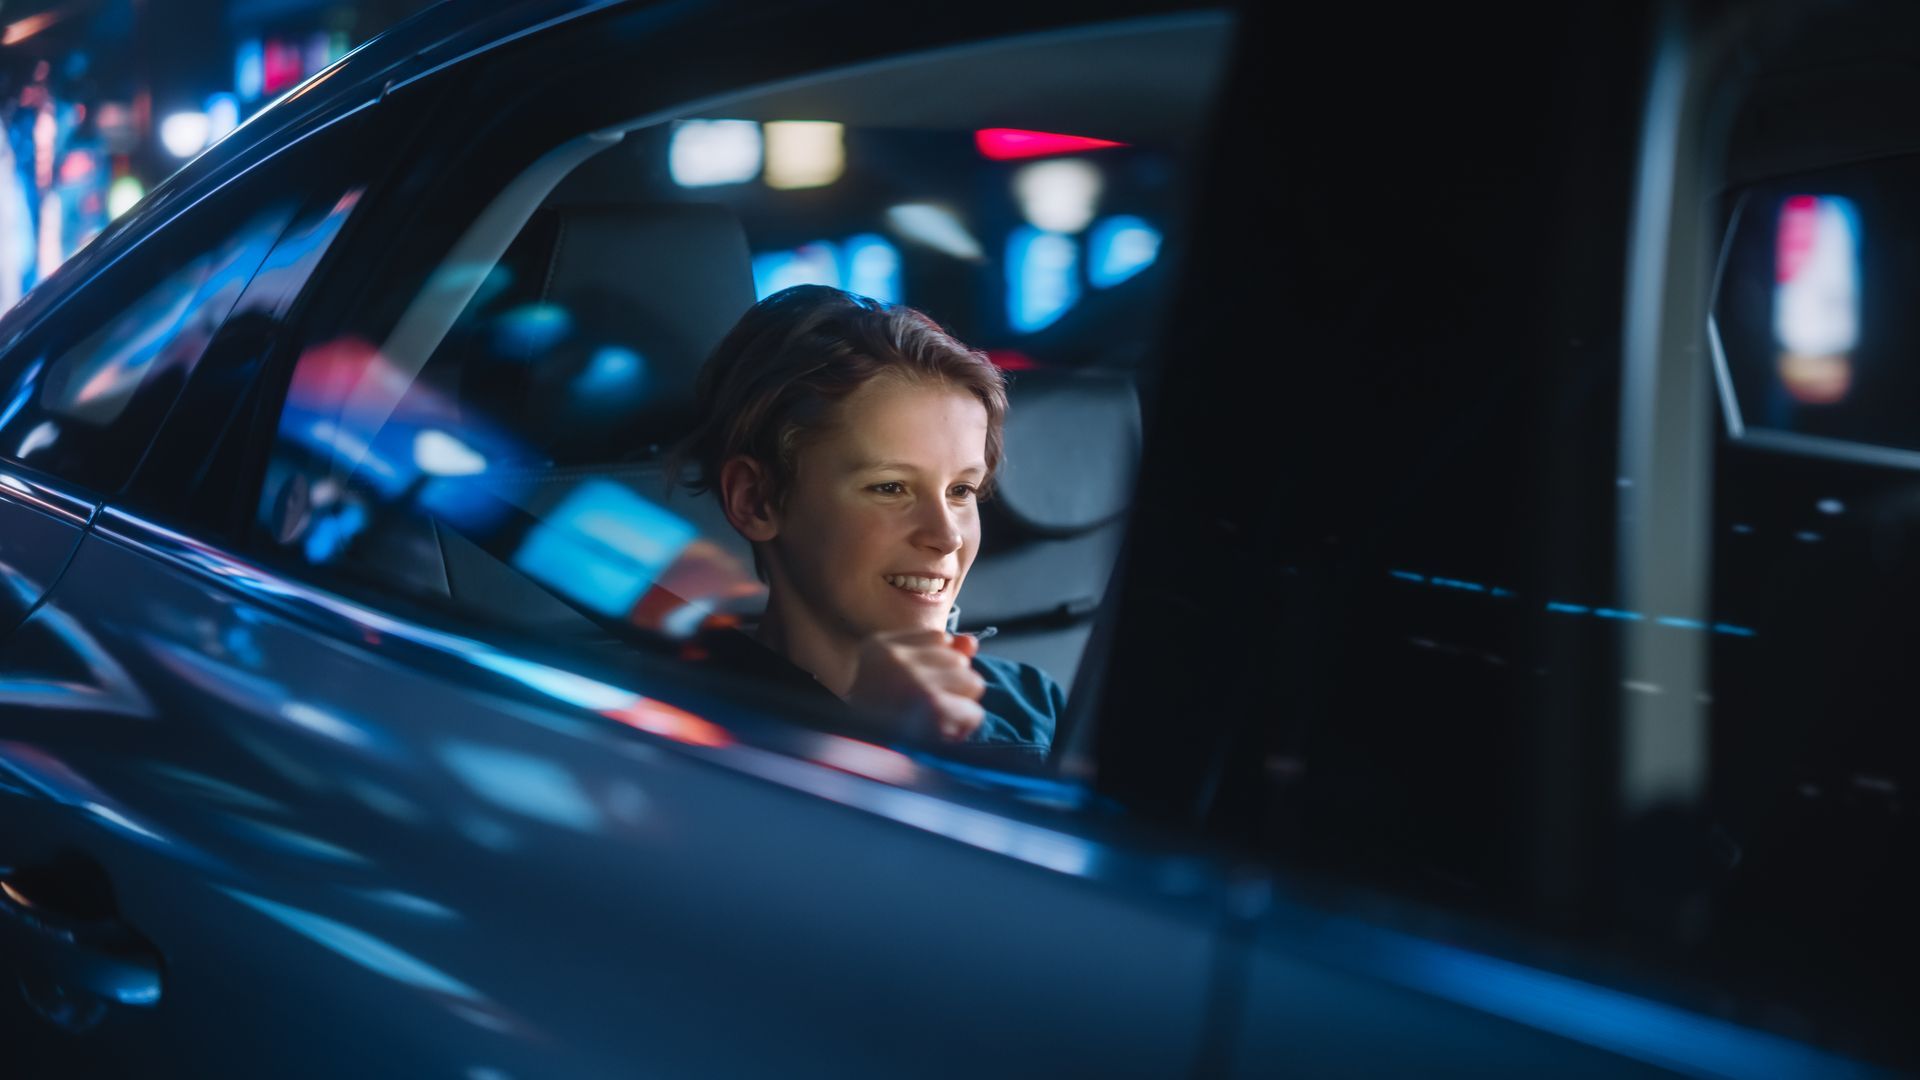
[949,484,977,500]
[871,482,907,496]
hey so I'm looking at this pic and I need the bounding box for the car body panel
[0,506,1222,1077]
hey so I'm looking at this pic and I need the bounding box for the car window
[245,12,1230,767]
[1700,150,1920,1064]
[1176,2,1920,1069]
[0,123,355,497]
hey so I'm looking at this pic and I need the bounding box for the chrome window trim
[0,462,98,527]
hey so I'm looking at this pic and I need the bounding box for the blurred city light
[752,241,840,299]
[668,120,763,187]
[842,233,902,304]
[1087,215,1161,287]
[2,12,63,47]
[1006,225,1080,332]
[106,175,144,219]
[159,111,212,158]
[884,203,983,260]
[36,193,61,277]
[205,93,242,143]
[236,39,266,101]
[974,128,1125,161]
[1014,159,1102,234]
[1774,194,1861,405]
[763,121,845,190]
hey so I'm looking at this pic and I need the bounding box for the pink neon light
[975,128,1125,160]
[1777,195,1819,284]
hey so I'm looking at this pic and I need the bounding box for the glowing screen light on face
[512,480,697,619]
[752,242,840,299]
[1087,215,1161,288]
[1006,225,1080,333]
[668,120,763,187]
[1773,194,1861,405]
[841,233,901,304]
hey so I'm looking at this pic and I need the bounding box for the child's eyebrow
[848,460,988,475]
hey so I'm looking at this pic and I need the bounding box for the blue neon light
[842,233,902,305]
[1322,917,1882,1078]
[1390,570,1426,583]
[1006,225,1080,333]
[1087,215,1161,288]
[1546,602,1590,615]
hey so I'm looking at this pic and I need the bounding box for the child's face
[765,377,988,646]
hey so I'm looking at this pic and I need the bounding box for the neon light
[975,128,1125,161]
[1546,602,1590,615]
[1088,215,1161,287]
[1006,226,1079,333]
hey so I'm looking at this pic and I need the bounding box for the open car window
[248,12,1231,769]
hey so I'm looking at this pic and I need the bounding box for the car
[0,0,1913,1076]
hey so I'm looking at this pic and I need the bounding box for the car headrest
[460,201,754,464]
[992,370,1141,537]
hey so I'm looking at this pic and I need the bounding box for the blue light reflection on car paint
[0,359,43,431]
[349,888,462,922]
[223,816,369,864]
[1318,916,1884,1079]
[0,604,151,717]
[219,887,486,1002]
[439,741,602,832]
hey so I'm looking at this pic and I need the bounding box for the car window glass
[248,15,1229,766]
[1700,151,1920,1064]
[0,141,319,495]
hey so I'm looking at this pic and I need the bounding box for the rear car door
[0,3,1239,1076]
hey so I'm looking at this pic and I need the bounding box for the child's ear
[718,456,780,542]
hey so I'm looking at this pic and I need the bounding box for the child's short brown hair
[676,285,1009,510]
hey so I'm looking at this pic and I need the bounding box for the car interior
[257,12,1234,756]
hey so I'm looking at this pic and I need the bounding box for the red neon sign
[975,128,1125,161]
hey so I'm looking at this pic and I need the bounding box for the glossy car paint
[0,468,90,638]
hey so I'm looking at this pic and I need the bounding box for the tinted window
[1703,152,1920,1063]
[0,129,345,494]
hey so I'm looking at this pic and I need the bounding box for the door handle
[0,854,163,1017]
